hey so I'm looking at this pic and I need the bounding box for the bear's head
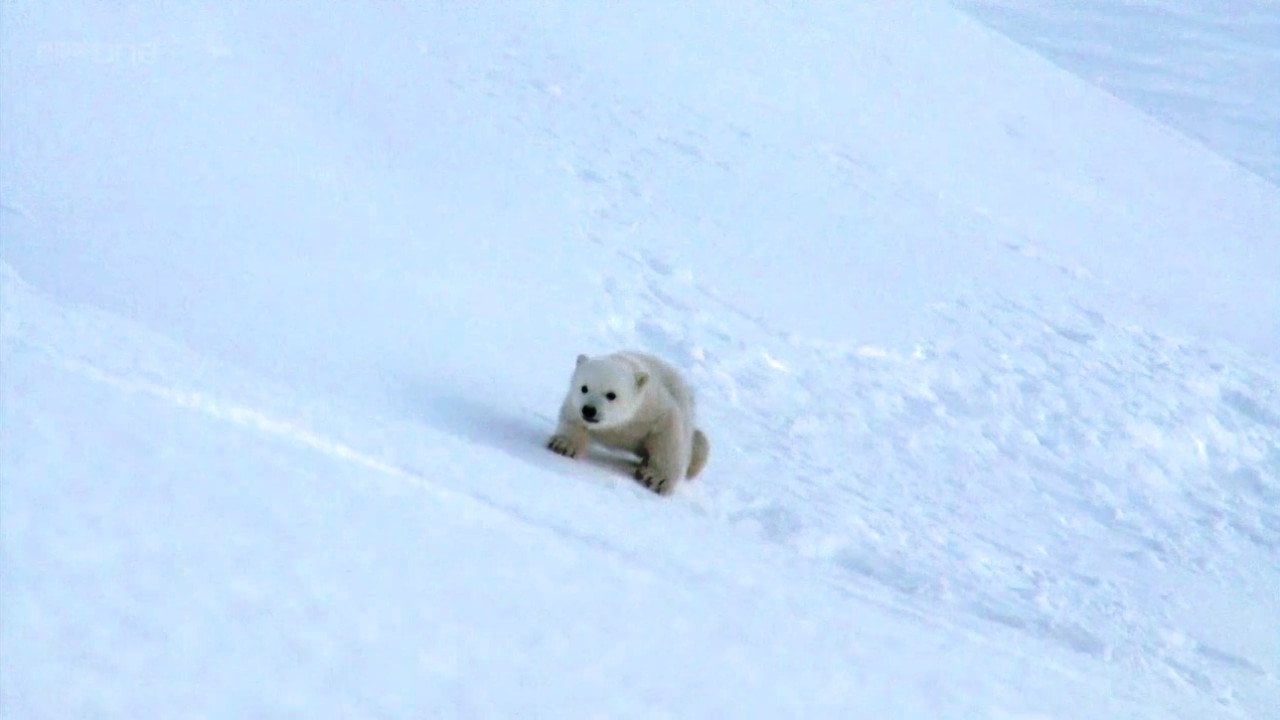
[569,354,649,429]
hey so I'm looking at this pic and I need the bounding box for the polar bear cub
[547,351,709,495]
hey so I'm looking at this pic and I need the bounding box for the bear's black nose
[581,405,597,420]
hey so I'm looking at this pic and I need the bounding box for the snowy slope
[3,1,1279,718]
[956,0,1280,186]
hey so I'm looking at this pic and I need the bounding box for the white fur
[547,351,709,495]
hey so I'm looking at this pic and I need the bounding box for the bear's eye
[580,385,589,394]
[605,391,617,401]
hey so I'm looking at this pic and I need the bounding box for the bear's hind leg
[687,429,709,478]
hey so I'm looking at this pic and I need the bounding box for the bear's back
[613,351,695,417]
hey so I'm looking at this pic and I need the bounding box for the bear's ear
[576,354,589,367]
[635,371,649,389]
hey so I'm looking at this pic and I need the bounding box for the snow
[956,1,1280,187]
[3,1,1278,718]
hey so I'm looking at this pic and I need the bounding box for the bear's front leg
[634,418,687,496]
[547,416,589,459]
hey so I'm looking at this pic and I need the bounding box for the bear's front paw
[547,435,583,458]
[634,465,676,495]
